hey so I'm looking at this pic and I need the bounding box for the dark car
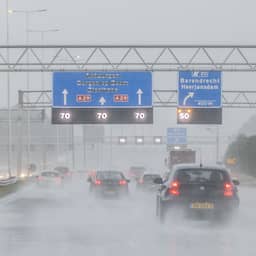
[54,166,72,182]
[88,170,129,198]
[155,164,240,222]
[137,173,162,191]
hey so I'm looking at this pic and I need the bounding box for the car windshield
[143,174,161,181]
[96,171,124,180]
[176,169,229,184]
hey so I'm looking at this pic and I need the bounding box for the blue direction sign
[53,72,152,108]
[178,71,222,108]
[167,128,187,145]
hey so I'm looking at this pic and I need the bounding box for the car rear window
[143,174,161,181]
[54,167,69,174]
[97,172,124,180]
[41,172,60,177]
[175,169,229,184]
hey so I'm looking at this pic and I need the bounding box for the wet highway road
[0,179,255,256]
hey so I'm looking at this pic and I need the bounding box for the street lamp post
[8,9,47,171]
[27,29,60,45]
[6,0,11,177]
[55,56,81,170]
[27,28,59,169]
[8,9,47,44]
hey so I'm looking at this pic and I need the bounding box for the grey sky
[0,0,255,44]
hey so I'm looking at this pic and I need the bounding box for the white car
[37,170,63,187]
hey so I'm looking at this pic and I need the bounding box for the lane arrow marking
[183,92,194,105]
[62,89,69,106]
[136,88,143,105]
[99,96,106,105]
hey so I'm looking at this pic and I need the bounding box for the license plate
[190,202,214,209]
[104,190,116,195]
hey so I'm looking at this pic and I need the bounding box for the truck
[167,149,196,169]
[128,166,146,181]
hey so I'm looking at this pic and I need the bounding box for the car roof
[129,166,146,170]
[172,163,228,173]
[143,173,161,176]
[41,170,60,174]
[54,166,69,170]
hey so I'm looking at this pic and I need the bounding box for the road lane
[0,181,255,256]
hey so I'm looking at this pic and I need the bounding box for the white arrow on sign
[99,97,106,105]
[62,89,69,106]
[136,88,143,105]
[183,92,194,106]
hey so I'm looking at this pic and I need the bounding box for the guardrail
[0,176,31,199]
[0,177,17,186]
[232,171,256,187]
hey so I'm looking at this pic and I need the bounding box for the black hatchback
[88,170,129,198]
[155,164,240,222]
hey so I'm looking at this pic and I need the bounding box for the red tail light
[95,180,101,185]
[119,180,127,185]
[168,181,180,196]
[224,182,233,197]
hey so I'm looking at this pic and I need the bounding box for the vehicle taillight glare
[119,180,127,185]
[95,180,101,185]
[172,181,179,188]
[224,182,233,197]
[168,181,180,196]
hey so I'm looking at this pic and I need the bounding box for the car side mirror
[232,178,240,186]
[154,177,163,184]
[87,177,92,183]
[126,179,130,183]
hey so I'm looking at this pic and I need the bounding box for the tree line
[225,135,256,176]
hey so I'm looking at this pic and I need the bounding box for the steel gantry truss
[4,44,256,108]
[3,44,256,72]
[18,89,256,109]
